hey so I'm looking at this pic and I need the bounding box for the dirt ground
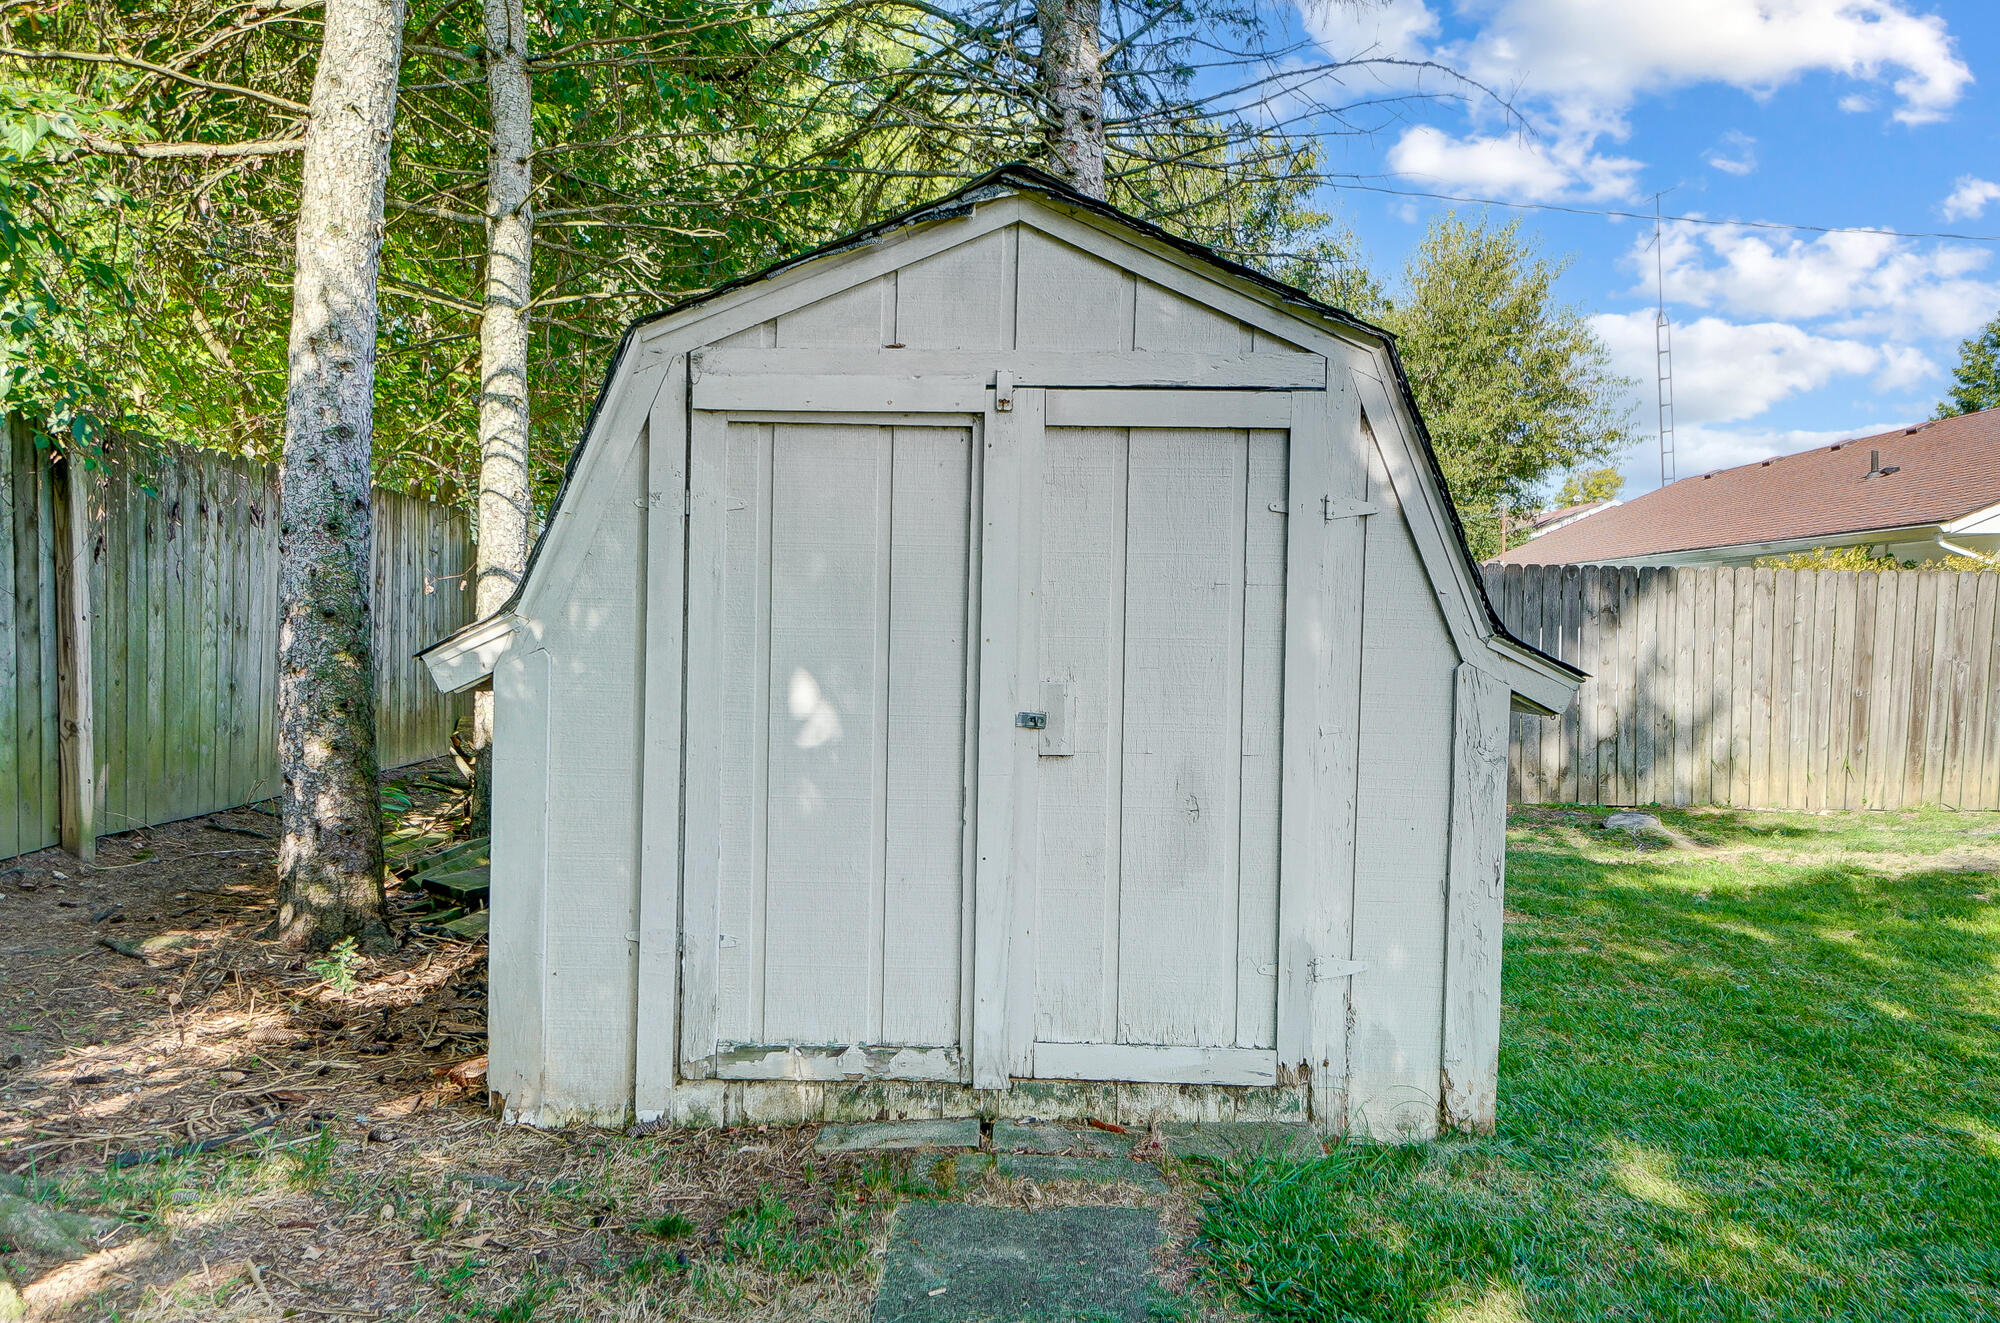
[0,769,1224,1322]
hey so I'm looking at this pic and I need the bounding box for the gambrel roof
[423,163,1581,709]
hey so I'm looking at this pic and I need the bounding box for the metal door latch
[994,369,1016,412]
[1015,711,1046,730]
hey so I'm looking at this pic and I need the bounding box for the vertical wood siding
[0,426,475,859]
[1485,563,2000,810]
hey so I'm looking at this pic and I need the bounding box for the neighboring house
[1494,408,2000,567]
[1523,497,1619,539]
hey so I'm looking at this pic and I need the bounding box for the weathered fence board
[2,422,59,858]
[1,421,474,859]
[1486,562,2000,810]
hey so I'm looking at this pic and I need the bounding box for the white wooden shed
[421,165,1581,1139]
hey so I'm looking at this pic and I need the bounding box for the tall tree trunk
[1037,0,1105,197]
[469,0,534,833]
[274,0,406,952]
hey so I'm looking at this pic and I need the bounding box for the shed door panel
[701,419,973,1056]
[1031,425,1287,1067]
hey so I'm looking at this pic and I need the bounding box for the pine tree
[274,0,406,950]
[1934,312,2000,418]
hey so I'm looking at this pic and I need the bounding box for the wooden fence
[1,420,475,861]
[1483,563,2000,811]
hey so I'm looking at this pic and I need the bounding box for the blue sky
[1265,1,1999,497]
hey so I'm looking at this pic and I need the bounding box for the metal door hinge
[1322,496,1378,522]
[1015,711,1046,730]
[1310,957,1368,981]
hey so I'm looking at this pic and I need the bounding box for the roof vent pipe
[1865,449,1901,478]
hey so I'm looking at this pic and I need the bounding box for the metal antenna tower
[1652,192,1677,486]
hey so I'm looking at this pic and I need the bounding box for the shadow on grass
[1196,827,2000,1322]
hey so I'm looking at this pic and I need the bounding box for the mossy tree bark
[1037,0,1105,198]
[469,0,534,833]
[275,0,406,952]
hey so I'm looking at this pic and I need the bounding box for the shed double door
[677,369,1328,1091]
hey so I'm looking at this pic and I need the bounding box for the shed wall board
[1348,428,1458,1140]
[635,371,690,1117]
[533,438,649,1113]
[488,646,549,1118]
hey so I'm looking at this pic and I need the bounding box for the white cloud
[1874,344,1937,391]
[1941,176,2000,222]
[1449,1,1971,133]
[1704,131,1757,176]
[1308,0,1440,61]
[1838,93,1875,113]
[1594,310,1881,425]
[1635,222,2000,340]
[1385,125,1639,201]
[1306,1,1971,200]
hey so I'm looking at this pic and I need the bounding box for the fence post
[49,451,97,862]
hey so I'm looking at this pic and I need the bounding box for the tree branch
[0,44,310,113]
[63,133,305,161]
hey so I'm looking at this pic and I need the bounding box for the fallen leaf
[443,1055,488,1087]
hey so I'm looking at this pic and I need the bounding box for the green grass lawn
[1196,806,2000,1323]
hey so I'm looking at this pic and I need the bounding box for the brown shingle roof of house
[1495,408,2000,564]
[1527,498,1613,530]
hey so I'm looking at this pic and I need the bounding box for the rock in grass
[1603,811,1668,838]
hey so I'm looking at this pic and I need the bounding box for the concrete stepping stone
[1159,1121,1321,1163]
[815,1119,981,1153]
[991,1120,1132,1157]
[874,1203,1161,1323]
[938,1152,1168,1194]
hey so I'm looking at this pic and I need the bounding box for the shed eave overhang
[1487,636,1584,716]
[419,610,517,694]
